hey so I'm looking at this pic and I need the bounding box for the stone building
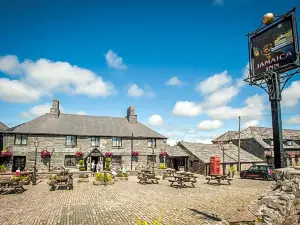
[212,126,300,165]
[0,122,9,153]
[168,141,263,175]
[2,99,168,172]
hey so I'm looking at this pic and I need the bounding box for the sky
[0,0,300,145]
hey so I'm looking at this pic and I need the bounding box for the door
[12,156,26,172]
[173,158,179,171]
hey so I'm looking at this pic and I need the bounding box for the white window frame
[14,134,28,145]
[112,137,122,147]
[91,137,100,147]
[147,138,156,148]
[66,136,77,146]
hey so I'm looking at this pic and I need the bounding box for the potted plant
[131,151,140,162]
[93,172,114,185]
[104,152,112,158]
[0,150,13,158]
[41,149,52,158]
[75,151,84,159]
[78,159,85,171]
[160,151,167,157]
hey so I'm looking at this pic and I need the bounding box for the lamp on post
[32,138,39,185]
[152,140,155,175]
[217,140,233,175]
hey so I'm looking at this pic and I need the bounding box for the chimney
[126,106,137,123]
[50,99,60,117]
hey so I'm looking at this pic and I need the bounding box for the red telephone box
[209,156,221,175]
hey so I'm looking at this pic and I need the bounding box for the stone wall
[222,167,300,225]
[2,134,168,171]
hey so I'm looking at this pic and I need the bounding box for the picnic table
[48,173,73,191]
[162,168,176,180]
[0,180,25,194]
[205,174,233,185]
[168,171,197,188]
[137,170,160,185]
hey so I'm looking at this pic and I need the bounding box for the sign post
[245,7,300,169]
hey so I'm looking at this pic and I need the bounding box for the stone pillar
[50,99,60,117]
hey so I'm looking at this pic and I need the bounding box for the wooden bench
[206,176,233,185]
[48,174,73,191]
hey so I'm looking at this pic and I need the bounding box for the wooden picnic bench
[137,171,160,185]
[205,174,233,185]
[169,172,197,189]
[48,174,73,191]
[0,180,26,194]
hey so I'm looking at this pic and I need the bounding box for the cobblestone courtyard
[0,176,274,225]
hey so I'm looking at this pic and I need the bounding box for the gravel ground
[0,175,274,225]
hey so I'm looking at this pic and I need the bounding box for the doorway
[91,156,99,164]
[173,158,179,171]
[12,156,26,172]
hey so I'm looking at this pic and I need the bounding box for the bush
[105,158,111,170]
[49,174,57,180]
[12,175,20,181]
[78,160,84,166]
[21,175,30,181]
[0,164,7,172]
[79,166,85,171]
[159,163,166,169]
[95,172,112,182]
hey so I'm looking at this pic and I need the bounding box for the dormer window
[286,140,293,146]
[270,140,274,146]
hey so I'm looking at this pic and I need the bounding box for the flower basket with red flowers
[40,149,52,158]
[131,151,140,157]
[0,150,13,158]
[160,151,167,157]
[104,152,112,158]
[74,151,84,158]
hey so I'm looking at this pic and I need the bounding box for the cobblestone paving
[0,176,273,225]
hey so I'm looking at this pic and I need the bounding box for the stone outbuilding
[173,141,264,175]
[1,99,168,172]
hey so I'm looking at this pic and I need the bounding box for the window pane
[64,155,76,166]
[15,134,21,145]
[71,136,77,145]
[112,137,121,147]
[21,135,27,145]
[148,139,152,147]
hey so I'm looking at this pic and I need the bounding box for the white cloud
[285,115,300,125]
[104,50,127,70]
[127,84,144,97]
[0,55,22,75]
[196,70,231,95]
[165,77,184,86]
[148,115,164,126]
[242,120,259,129]
[206,94,266,120]
[172,101,202,117]
[236,63,249,88]
[282,81,300,107]
[0,78,41,103]
[213,0,224,6]
[127,84,155,98]
[202,86,239,108]
[197,120,223,131]
[75,111,87,115]
[0,55,116,103]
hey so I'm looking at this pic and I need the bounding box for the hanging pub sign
[249,14,298,81]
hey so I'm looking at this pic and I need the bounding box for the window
[112,156,122,164]
[286,140,293,146]
[269,140,274,146]
[14,134,28,145]
[91,137,100,147]
[147,138,156,148]
[147,155,156,163]
[64,155,76,167]
[112,137,122,147]
[66,136,77,146]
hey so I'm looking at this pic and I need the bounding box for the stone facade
[3,134,168,172]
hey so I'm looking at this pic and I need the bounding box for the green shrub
[123,173,128,177]
[79,166,85,171]
[159,163,166,169]
[105,158,111,170]
[49,174,57,180]
[0,164,7,172]
[95,172,112,182]
[21,175,30,181]
[12,175,20,181]
[78,160,84,166]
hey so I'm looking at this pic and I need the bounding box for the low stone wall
[219,167,300,225]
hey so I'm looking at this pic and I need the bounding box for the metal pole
[152,145,155,175]
[32,146,37,185]
[131,133,133,170]
[268,72,285,168]
[238,116,241,171]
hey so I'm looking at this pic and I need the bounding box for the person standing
[91,160,96,176]
[229,164,236,178]
[96,162,101,173]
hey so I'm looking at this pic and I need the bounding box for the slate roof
[178,142,263,164]
[212,131,238,142]
[166,145,189,157]
[5,113,166,139]
[0,122,8,131]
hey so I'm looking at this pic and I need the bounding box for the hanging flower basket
[40,149,52,158]
[0,150,13,158]
[104,152,112,157]
[131,151,140,157]
[160,151,167,157]
[74,151,84,158]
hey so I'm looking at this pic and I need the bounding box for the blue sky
[0,0,300,145]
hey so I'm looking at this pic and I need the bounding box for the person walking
[96,162,101,173]
[91,160,96,176]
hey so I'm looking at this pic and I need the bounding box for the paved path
[0,176,273,225]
